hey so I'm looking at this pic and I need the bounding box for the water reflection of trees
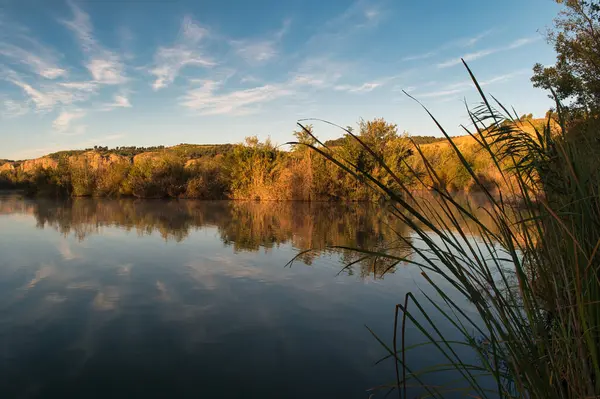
[1,193,509,278]
[5,198,412,277]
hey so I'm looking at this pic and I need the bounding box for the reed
[293,61,600,398]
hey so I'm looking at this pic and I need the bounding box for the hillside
[0,118,554,199]
[2,116,553,168]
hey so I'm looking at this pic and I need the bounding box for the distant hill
[0,117,560,199]
[45,144,235,160]
[3,115,557,164]
[0,117,555,175]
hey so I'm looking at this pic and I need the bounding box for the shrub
[125,154,188,198]
[95,162,131,197]
[185,160,227,199]
[70,160,96,197]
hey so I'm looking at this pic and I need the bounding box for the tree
[292,124,316,150]
[358,118,398,155]
[244,136,259,148]
[520,113,534,121]
[291,125,316,200]
[532,0,600,114]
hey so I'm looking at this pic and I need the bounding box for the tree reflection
[0,195,505,278]
[3,198,414,277]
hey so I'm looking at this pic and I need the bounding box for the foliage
[224,137,282,200]
[70,159,96,197]
[166,144,235,159]
[47,150,86,160]
[124,154,188,198]
[532,0,600,115]
[2,119,550,200]
[185,157,228,199]
[95,162,131,197]
[0,172,16,189]
[46,145,233,160]
[325,134,445,147]
[294,64,600,397]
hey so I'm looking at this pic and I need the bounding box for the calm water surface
[0,195,481,398]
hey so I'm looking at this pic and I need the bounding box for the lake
[0,194,483,398]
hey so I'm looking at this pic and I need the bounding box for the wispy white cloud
[58,81,98,92]
[506,37,540,50]
[62,1,127,85]
[463,29,495,47]
[305,1,384,51]
[111,95,131,108]
[437,48,496,68]
[1,62,94,113]
[240,75,260,84]
[288,56,347,89]
[101,94,132,111]
[418,88,466,99]
[415,69,530,99]
[437,36,540,68]
[181,80,291,115]
[52,110,86,132]
[62,1,95,51]
[0,43,67,79]
[401,29,495,62]
[480,69,530,85]
[232,40,278,63]
[291,75,328,88]
[332,70,409,93]
[231,19,290,64]
[181,52,387,115]
[8,77,89,111]
[335,1,384,28]
[181,15,209,42]
[87,58,127,85]
[364,8,380,22]
[150,16,215,90]
[334,82,381,93]
[402,51,436,62]
[0,4,124,120]
[151,47,215,90]
[1,99,29,118]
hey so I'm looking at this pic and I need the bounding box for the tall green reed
[291,61,600,398]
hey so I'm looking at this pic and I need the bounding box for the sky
[0,0,562,160]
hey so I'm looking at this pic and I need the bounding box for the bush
[95,162,130,197]
[125,155,188,198]
[185,160,227,199]
[70,161,96,197]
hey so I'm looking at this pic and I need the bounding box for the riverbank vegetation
[0,118,550,200]
[293,1,599,397]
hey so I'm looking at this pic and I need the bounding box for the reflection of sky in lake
[0,197,483,398]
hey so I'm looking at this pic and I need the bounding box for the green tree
[292,124,316,151]
[532,0,600,114]
[358,118,398,155]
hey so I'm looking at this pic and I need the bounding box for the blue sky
[0,0,561,159]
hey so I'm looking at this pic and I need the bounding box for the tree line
[0,117,524,200]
